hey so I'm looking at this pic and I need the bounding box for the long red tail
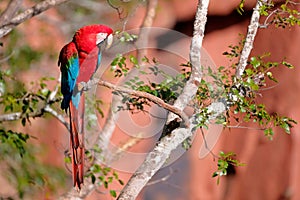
[69,95,85,189]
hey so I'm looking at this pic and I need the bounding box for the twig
[97,79,190,126]
[107,0,124,20]
[199,127,218,159]
[0,0,69,38]
[44,105,69,131]
[235,0,267,79]
[260,8,280,28]
[146,167,177,186]
[288,1,300,5]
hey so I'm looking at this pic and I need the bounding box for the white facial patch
[96,33,108,45]
[105,34,113,49]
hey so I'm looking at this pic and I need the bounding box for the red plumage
[59,24,113,190]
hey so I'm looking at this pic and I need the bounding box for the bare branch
[166,0,207,123]
[0,0,22,27]
[136,0,158,62]
[0,112,21,121]
[235,0,267,79]
[0,0,69,38]
[44,105,69,131]
[146,168,177,186]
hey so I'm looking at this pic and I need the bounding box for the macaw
[58,24,113,189]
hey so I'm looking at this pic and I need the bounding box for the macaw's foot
[78,79,100,92]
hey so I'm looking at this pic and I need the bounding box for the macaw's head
[73,24,113,53]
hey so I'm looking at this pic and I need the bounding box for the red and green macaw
[58,24,113,189]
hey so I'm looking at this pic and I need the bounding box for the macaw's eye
[96,33,108,45]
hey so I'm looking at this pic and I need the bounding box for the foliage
[237,0,300,28]
[0,129,30,157]
[0,66,63,198]
[0,130,66,199]
[111,55,188,113]
[114,30,138,43]
[212,151,244,184]
[260,0,300,28]
[236,0,245,15]
[85,149,124,198]
[110,45,297,139]
[0,76,59,126]
[109,36,297,184]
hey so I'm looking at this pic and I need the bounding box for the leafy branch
[0,77,69,130]
[260,0,300,28]
[212,151,244,184]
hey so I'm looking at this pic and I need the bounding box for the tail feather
[69,94,85,189]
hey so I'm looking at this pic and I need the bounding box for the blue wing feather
[58,42,80,110]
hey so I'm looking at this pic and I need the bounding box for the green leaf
[21,118,26,126]
[91,164,101,173]
[250,57,260,68]
[236,0,245,15]
[129,55,138,65]
[118,179,124,185]
[91,174,96,184]
[282,61,294,69]
[266,71,278,82]
[281,122,291,134]
[64,156,71,164]
[104,181,108,189]
[264,128,274,139]
[245,69,254,76]
[110,190,117,197]
[212,172,218,178]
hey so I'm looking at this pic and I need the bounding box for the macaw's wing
[58,42,79,110]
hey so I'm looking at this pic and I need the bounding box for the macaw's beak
[105,34,113,50]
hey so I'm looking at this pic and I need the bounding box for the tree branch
[135,0,158,62]
[0,0,22,27]
[0,103,69,130]
[117,0,210,199]
[235,0,267,79]
[166,0,207,124]
[0,0,69,38]
[97,79,190,126]
[0,79,69,131]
